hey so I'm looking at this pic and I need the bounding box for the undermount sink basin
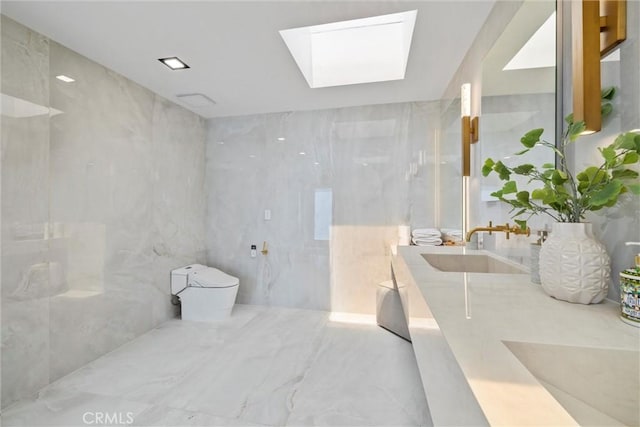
[421,253,527,274]
[504,341,639,427]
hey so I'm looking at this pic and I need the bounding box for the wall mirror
[478,0,558,236]
[438,97,463,231]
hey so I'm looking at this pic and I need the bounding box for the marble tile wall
[206,102,439,314]
[1,16,206,408]
[1,15,52,411]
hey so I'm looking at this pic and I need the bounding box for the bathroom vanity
[391,246,639,427]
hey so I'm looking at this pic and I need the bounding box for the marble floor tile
[131,406,269,427]
[45,305,265,403]
[1,388,151,427]
[156,307,329,426]
[44,321,222,403]
[2,305,432,427]
[284,322,432,426]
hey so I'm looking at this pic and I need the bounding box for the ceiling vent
[176,93,216,108]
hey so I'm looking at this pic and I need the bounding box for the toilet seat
[189,268,239,289]
[170,264,239,321]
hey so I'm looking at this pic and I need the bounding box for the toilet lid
[189,268,239,288]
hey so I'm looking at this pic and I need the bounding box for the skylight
[503,11,556,71]
[280,10,417,88]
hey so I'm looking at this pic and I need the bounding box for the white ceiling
[2,1,496,118]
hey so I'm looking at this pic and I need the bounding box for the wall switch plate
[264,209,271,221]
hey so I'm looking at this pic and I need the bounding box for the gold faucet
[466,221,531,242]
[261,241,269,255]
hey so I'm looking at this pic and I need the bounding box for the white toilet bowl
[171,264,239,321]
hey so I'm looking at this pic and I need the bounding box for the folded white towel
[441,228,463,236]
[441,228,463,242]
[413,236,441,242]
[412,237,443,246]
[412,228,441,238]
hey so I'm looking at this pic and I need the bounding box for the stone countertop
[392,245,640,427]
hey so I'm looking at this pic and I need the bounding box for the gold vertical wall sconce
[461,83,479,177]
[572,0,626,133]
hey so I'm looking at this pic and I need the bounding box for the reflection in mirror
[479,0,557,236]
[438,98,462,231]
[601,47,621,132]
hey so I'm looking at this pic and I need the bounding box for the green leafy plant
[482,87,640,229]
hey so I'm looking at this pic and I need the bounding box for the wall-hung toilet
[171,264,239,321]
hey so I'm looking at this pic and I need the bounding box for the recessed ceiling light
[217,141,225,145]
[299,152,306,155]
[56,75,75,83]
[314,162,320,165]
[277,137,286,141]
[503,11,555,71]
[176,93,215,108]
[158,57,190,70]
[280,10,417,88]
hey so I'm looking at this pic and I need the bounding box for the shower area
[1,16,208,408]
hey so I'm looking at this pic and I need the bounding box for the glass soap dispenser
[620,242,640,327]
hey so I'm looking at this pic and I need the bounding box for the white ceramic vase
[539,222,610,304]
